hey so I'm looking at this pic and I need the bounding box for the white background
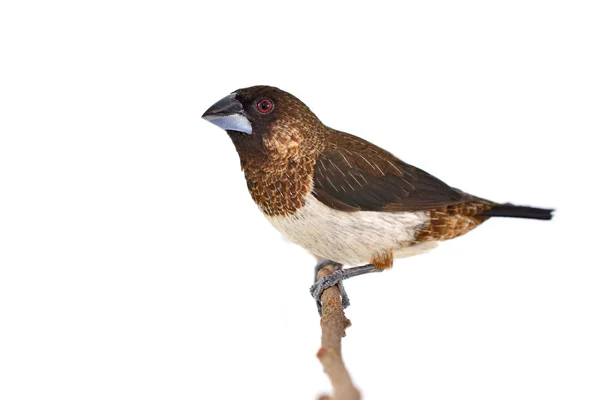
[1,1,599,399]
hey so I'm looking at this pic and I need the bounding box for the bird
[202,85,553,313]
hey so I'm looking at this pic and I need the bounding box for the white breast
[264,195,436,266]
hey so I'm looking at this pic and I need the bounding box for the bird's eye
[257,98,274,114]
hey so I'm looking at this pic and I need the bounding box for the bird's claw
[310,270,351,315]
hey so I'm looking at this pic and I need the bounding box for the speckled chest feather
[229,121,321,217]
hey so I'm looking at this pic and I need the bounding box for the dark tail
[479,204,554,220]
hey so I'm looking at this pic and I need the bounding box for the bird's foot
[312,260,349,315]
[311,262,380,315]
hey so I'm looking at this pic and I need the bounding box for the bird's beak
[202,93,252,134]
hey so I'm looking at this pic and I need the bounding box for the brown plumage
[203,85,553,271]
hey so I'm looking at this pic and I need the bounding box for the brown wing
[312,131,473,212]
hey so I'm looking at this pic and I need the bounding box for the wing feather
[312,132,471,212]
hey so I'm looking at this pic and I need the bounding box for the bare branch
[316,264,361,400]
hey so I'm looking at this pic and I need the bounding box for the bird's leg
[314,258,342,283]
[311,262,381,315]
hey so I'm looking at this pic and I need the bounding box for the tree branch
[316,263,361,400]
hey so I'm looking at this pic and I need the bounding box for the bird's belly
[264,195,435,266]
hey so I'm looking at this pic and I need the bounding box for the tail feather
[479,204,554,220]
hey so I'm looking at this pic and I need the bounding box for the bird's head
[202,86,323,159]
